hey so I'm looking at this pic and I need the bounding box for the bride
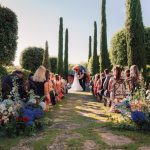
[69,71,83,92]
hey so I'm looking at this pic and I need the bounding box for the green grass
[1,92,150,149]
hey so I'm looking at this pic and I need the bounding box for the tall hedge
[57,17,64,75]
[64,29,69,79]
[100,0,110,73]
[110,29,127,67]
[110,28,150,67]
[145,27,150,65]
[49,57,57,73]
[0,5,18,65]
[88,36,92,62]
[42,41,51,70]
[91,21,99,75]
[126,0,146,77]
[20,47,44,72]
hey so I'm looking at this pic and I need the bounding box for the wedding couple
[70,70,86,92]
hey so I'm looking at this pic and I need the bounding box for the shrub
[20,47,44,72]
[0,5,18,65]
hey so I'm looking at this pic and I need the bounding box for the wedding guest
[32,66,46,97]
[1,70,24,99]
[49,73,57,105]
[108,66,126,112]
[44,69,52,111]
[61,76,68,94]
[94,74,100,96]
[55,74,64,102]
[97,73,106,101]
[24,73,37,94]
[129,65,141,93]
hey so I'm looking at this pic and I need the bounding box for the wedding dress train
[69,72,83,92]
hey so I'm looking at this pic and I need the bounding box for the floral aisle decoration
[0,77,46,136]
[115,85,150,130]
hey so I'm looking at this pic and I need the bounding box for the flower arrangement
[0,77,46,136]
[116,86,150,130]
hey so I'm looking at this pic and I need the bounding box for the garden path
[1,92,150,150]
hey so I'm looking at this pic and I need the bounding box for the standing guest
[44,70,52,111]
[82,70,87,91]
[61,76,68,94]
[93,74,100,96]
[32,66,46,97]
[129,65,141,93]
[103,69,112,92]
[97,73,106,101]
[55,74,64,102]
[49,73,57,105]
[125,69,130,80]
[89,76,95,96]
[1,70,24,100]
[25,73,37,94]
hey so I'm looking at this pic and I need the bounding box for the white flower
[8,107,13,113]
[39,102,46,111]
[0,104,6,113]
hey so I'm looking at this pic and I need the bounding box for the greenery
[1,93,150,150]
[57,17,64,75]
[110,28,150,67]
[64,29,69,79]
[145,27,150,65]
[125,0,146,78]
[42,41,51,70]
[0,5,18,65]
[91,21,99,75]
[20,47,44,72]
[49,57,57,73]
[88,36,92,62]
[110,29,127,67]
[100,0,110,73]
[0,66,8,79]
[88,56,99,75]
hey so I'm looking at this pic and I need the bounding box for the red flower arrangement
[23,117,29,122]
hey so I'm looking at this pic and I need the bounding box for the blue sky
[0,0,150,65]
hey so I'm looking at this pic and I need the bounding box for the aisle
[1,92,150,150]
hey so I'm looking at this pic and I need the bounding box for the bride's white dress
[69,72,83,92]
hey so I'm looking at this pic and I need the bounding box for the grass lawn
[0,92,150,150]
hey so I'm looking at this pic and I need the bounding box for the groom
[79,70,86,91]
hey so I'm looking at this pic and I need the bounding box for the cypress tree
[100,0,110,73]
[88,36,92,62]
[91,21,99,75]
[64,28,69,80]
[126,0,146,77]
[42,41,51,70]
[57,17,63,75]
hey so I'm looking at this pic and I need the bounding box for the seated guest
[32,66,46,97]
[1,70,24,100]
[108,66,127,112]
